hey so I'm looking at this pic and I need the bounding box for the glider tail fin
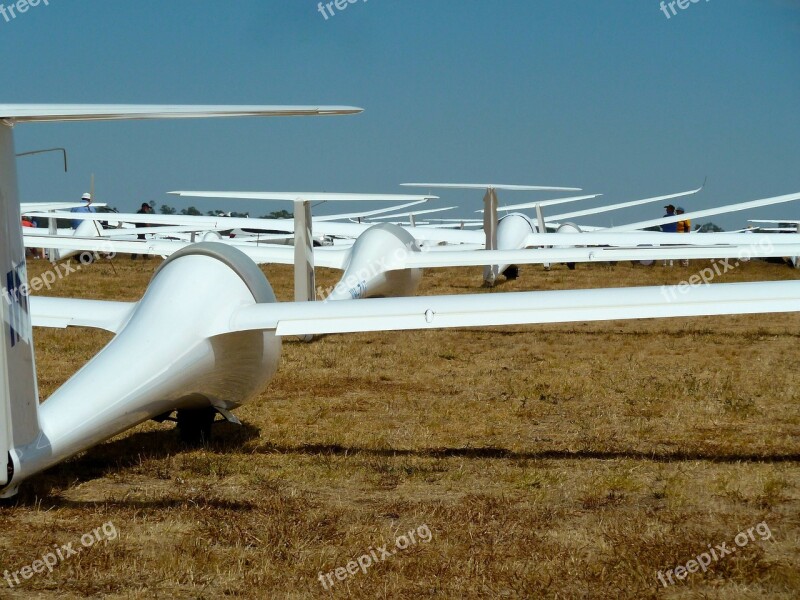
[56,218,104,262]
[0,123,41,490]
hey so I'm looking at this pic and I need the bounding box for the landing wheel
[176,407,217,445]
[503,265,520,280]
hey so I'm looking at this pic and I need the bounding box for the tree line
[157,205,292,219]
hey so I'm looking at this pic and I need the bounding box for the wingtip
[321,106,364,115]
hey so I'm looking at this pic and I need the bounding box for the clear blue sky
[2,0,799,228]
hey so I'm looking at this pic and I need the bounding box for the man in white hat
[70,192,96,229]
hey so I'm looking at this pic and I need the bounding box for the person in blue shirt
[660,204,678,266]
[660,204,678,233]
[70,193,96,229]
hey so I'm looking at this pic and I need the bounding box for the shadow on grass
[8,425,798,507]
[250,442,800,464]
[9,421,260,506]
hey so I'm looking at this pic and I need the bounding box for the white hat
[81,193,92,201]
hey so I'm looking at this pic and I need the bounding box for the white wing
[30,297,136,332]
[546,187,703,222]
[400,243,800,269]
[27,211,487,245]
[519,231,800,247]
[313,201,430,222]
[37,280,799,336]
[0,104,363,123]
[372,206,457,220]
[22,202,108,212]
[223,280,800,336]
[609,192,800,231]
[22,233,350,269]
[748,220,800,225]
[479,194,603,212]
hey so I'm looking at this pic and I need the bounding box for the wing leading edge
[226,280,800,337]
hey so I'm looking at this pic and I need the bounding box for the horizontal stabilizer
[0,104,363,123]
[402,183,582,192]
[170,191,437,202]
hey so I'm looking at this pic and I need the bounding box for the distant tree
[181,206,203,216]
[259,209,293,219]
[197,209,251,218]
[696,222,724,233]
[160,204,176,215]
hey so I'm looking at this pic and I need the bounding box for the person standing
[131,202,154,260]
[21,218,45,259]
[676,207,691,233]
[676,207,691,266]
[661,204,678,232]
[70,193,96,229]
[661,204,678,266]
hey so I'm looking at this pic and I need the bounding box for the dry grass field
[1,254,799,599]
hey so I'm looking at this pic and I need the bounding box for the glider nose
[327,223,422,301]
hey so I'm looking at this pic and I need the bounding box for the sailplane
[2,104,800,499]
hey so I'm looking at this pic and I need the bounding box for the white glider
[4,104,800,502]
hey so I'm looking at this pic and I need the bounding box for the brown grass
[1,256,798,599]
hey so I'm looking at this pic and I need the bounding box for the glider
[4,105,800,500]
